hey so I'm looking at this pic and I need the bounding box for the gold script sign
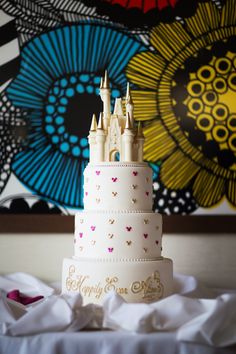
[66,265,163,301]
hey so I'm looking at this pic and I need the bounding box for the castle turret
[126,83,134,128]
[123,113,135,162]
[136,122,145,162]
[88,114,97,162]
[100,71,111,129]
[96,113,106,162]
[113,98,124,116]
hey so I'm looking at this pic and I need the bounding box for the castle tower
[136,122,145,162]
[96,113,106,162]
[100,71,111,129]
[125,83,134,127]
[88,114,97,162]
[123,113,135,162]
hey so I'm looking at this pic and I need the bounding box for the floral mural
[0,0,236,215]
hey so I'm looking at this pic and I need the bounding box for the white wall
[0,233,236,289]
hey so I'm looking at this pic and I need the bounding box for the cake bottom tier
[62,257,173,305]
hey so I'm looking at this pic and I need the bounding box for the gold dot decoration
[112,191,118,196]
[79,246,83,251]
[126,240,132,246]
[96,198,101,203]
[132,184,137,189]
[132,198,137,204]
[109,219,115,224]
[91,240,96,245]
[96,185,100,190]
[108,233,114,239]
[143,247,148,253]
[144,219,149,224]
[80,219,84,224]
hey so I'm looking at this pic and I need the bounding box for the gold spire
[103,70,110,89]
[97,113,104,130]
[100,77,104,89]
[126,82,133,104]
[126,82,130,99]
[90,114,97,131]
[137,121,144,138]
[125,112,132,130]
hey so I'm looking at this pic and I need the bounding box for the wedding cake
[62,72,173,304]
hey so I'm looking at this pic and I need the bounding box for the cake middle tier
[83,162,153,211]
[75,211,162,259]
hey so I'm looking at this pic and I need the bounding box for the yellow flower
[127,0,236,208]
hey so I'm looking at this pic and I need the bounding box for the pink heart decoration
[133,171,138,176]
[96,171,101,175]
[91,226,96,231]
[126,226,132,232]
[112,177,117,182]
[79,233,83,238]
[143,233,148,239]
[108,247,114,253]
[85,192,88,196]
[145,191,149,196]
[156,240,159,245]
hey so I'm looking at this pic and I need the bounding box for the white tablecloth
[0,272,236,354]
[1,330,236,354]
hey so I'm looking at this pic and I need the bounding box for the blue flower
[7,24,146,208]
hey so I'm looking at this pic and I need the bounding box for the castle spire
[90,113,97,131]
[113,98,124,116]
[100,71,111,126]
[100,77,104,89]
[97,113,104,130]
[126,82,133,104]
[126,82,134,126]
[103,70,110,89]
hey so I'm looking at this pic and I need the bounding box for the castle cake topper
[88,71,144,163]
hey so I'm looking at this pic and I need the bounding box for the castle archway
[110,149,120,161]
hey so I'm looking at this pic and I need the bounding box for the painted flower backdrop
[0,0,236,214]
[5,24,146,208]
[127,0,236,209]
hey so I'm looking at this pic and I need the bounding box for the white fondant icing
[74,211,162,260]
[83,162,153,211]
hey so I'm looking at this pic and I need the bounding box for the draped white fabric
[0,272,236,348]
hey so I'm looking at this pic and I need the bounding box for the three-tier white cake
[62,72,173,304]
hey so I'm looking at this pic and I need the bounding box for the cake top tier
[83,162,153,212]
[88,71,144,164]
